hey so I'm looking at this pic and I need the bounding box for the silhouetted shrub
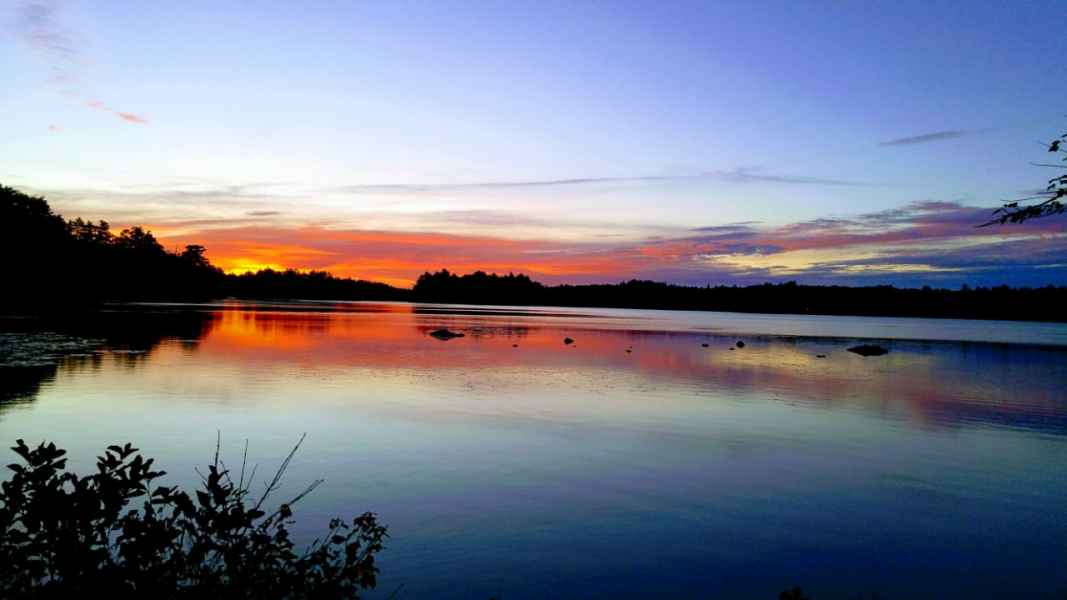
[0,438,386,599]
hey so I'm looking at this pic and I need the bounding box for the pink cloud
[642,201,1067,260]
[116,112,148,124]
[83,100,148,124]
[20,3,148,126]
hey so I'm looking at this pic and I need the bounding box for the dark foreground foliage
[0,438,386,599]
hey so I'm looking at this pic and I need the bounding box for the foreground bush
[0,438,386,598]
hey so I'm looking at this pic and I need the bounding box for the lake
[1,301,1065,598]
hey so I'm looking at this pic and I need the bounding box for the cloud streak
[18,1,76,57]
[880,129,991,146]
[85,100,149,124]
[16,1,148,125]
[334,168,872,194]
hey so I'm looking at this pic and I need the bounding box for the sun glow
[217,258,287,274]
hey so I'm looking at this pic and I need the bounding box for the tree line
[411,270,1067,322]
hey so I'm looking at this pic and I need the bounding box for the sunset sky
[3,1,1066,288]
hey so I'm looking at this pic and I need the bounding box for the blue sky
[2,1,1065,286]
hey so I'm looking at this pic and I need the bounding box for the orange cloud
[116,112,148,124]
[83,99,148,124]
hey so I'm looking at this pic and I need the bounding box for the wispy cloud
[713,168,867,186]
[880,129,991,146]
[16,1,148,125]
[116,112,148,124]
[84,100,149,124]
[334,168,871,194]
[336,176,667,193]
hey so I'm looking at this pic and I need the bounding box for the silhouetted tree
[68,217,113,244]
[984,127,1066,224]
[180,244,210,268]
[116,225,165,254]
[413,270,542,305]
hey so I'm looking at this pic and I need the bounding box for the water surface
[1,302,1065,598]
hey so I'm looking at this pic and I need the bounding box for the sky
[2,0,1066,288]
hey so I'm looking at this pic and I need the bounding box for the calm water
[1,301,1066,598]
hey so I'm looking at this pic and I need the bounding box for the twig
[252,433,308,513]
[238,439,250,491]
[213,431,221,469]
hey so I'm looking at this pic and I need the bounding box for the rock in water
[429,328,465,341]
[847,344,888,357]
[735,340,745,348]
[701,343,709,348]
[563,337,574,345]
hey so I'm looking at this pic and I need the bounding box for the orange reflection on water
[159,304,1067,435]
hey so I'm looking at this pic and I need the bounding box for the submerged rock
[563,337,574,345]
[701,343,709,348]
[735,340,745,348]
[847,344,888,357]
[429,328,465,341]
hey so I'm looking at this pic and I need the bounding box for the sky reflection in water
[1,302,1065,599]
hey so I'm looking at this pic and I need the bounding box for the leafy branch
[982,129,1067,225]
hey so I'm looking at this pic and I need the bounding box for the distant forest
[411,270,1067,322]
[3,184,1066,322]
